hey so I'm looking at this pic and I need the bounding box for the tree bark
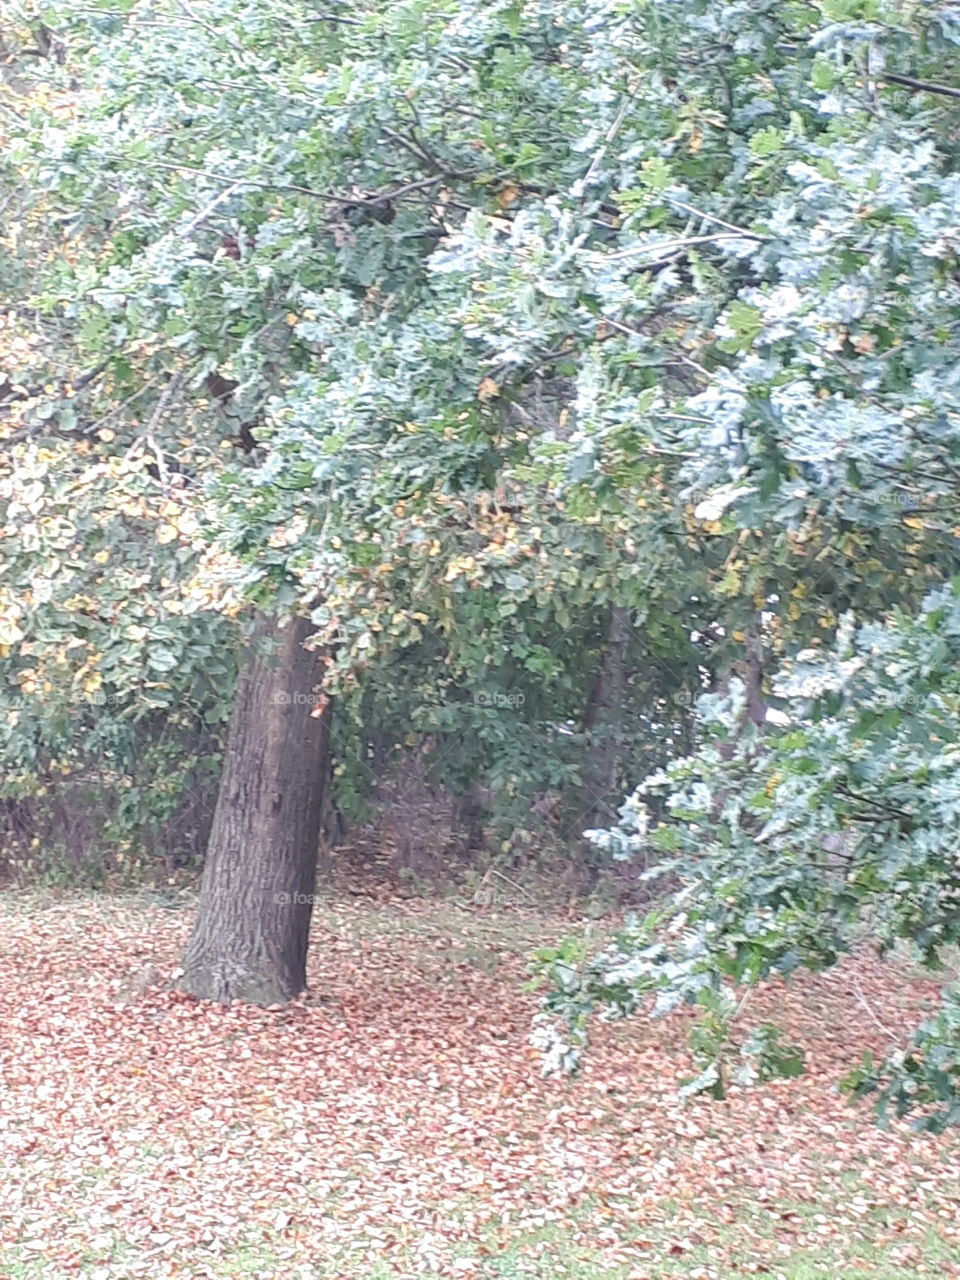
[451,782,491,853]
[579,604,631,834]
[180,615,330,1005]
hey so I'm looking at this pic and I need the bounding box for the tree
[537,586,960,1129]
[526,0,960,1127]
[180,616,331,1004]
[6,0,960,1042]
[3,0,705,909]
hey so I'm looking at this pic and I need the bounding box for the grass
[2,1204,953,1279]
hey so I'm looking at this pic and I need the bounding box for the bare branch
[572,93,633,198]
[883,72,960,102]
[124,371,187,484]
[176,181,245,238]
[664,198,766,241]
[604,232,756,262]
[1,361,112,447]
[132,158,448,210]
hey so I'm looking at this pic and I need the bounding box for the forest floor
[0,885,958,1279]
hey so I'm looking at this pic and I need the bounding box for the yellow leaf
[903,516,924,530]
[156,523,179,545]
[286,312,299,326]
[477,377,500,402]
[93,550,110,564]
[496,184,520,209]
[98,428,116,443]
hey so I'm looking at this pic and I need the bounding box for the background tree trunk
[180,615,330,1005]
[579,604,631,834]
[561,605,631,892]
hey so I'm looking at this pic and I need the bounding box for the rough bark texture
[716,612,767,762]
[580,604,631,834]
[180,616,330,1005]
[710,615,766,820]
[742,617,767,728]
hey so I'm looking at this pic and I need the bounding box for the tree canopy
[3,0,960,1123]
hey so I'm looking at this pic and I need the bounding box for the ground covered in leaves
[1,888,958,1279]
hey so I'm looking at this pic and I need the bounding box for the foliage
[540,584,960,1127]
[514,0,960,1124]
[844,987,960,1134]
[1,0,717,861]
[4,0,960,1122]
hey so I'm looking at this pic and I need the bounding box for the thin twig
[133,158,446,209]
[853,971,898,1040]
[176,181,245,238]
[379,125,446,175]
[304,12,363,25]
[1,359,109,418]
[834,785,913,823]
[175,0,243,51]
[665,197,766,240]
[604,232,748,261]
[573,93,633,197]
[732,986,753,1023]
[85,375,160,434]
[1,360,112,446]
[487,867,535,902]
[124,371,187,483]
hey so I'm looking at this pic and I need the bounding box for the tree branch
[883,72,960,102]
[132,158,448,209]
[1,361,111,446]
[0,360,109,417]
[834,785,914,825]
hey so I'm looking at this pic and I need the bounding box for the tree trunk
[709,615,766,822]
[451,782,491,854]
[180,615,330,1005]
[579,604,631,834]
[716,611,767,762]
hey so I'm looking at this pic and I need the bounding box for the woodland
[2,1,960,1276]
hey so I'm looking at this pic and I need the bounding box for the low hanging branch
[0,360,112,448]
[0,360,109,418]
[883,72,960,102]
[126,158,451,210]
